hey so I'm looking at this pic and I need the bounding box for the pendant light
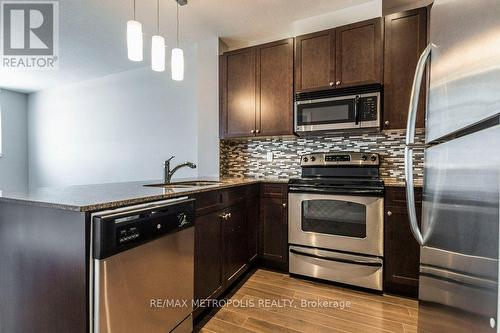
[127,0,143,62]
[171,2,184,81]
[151,0,166,71]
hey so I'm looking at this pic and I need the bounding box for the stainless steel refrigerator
[404,0,500,332]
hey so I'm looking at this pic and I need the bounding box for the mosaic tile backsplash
[220,129,425,185]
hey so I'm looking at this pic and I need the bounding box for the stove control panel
[301,152,379,167]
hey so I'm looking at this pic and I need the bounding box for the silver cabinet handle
[405,43,432,246]
[255,129,260,134]
[329,82,334,87]
[387,211,392,217]
[336,81,341,86]
[282,203,287,209]
[250,129,255,134]
[384,120,390,126]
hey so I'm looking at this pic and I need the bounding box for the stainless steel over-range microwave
[294,85,381,135]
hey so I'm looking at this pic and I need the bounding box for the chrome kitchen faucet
[164,156,197,183]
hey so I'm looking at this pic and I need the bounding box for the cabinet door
[256,39,294,136]
[247,198,259,262]
[223,205,248,285]
[335,18,382,88]
[384,187,422,297]
[222,48,257,138]
[383,8,428,130]
[194,211,223,302]
[259,197,288,264]
[294,30,335,92]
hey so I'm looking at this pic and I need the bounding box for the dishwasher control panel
[93,198,195,259]
[117,225,140,244]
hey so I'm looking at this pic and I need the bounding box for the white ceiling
[383,0,432,13]
[0,0,378,93]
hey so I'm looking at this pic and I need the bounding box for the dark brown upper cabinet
[294,18,382,93]
[335,18,383,88]
[220,47,257,138]
[257,39,294,136]
[294,30,335,92]
[383,8,428,129]
[220,39,294,139]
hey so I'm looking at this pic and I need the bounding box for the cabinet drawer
[385,186,422,206]
[193,184,261,216]
[261,183,287,198]
[193,190,225,216]
[225,187,248,207]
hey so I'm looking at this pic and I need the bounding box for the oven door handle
[289,249,382,267]
[288,186,384,195]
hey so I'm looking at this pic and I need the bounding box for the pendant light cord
[176,3,179,46]
[133,0,136,20]
[157,0,160,34]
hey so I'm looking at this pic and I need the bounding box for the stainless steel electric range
[288,152,384,291]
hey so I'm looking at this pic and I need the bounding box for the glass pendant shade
[151,35,165,72]
[171,48,184,81]
[127,20,143,61]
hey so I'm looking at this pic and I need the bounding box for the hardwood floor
[196,269,418,333]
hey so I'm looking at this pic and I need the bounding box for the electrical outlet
[266,151,273,162]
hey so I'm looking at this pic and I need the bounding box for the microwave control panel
[358,96,378,121]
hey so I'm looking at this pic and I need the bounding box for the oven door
[295,96,359,132]
[288,192,384,257]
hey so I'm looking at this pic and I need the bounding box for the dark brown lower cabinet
[223,204,248,285]
[384,186,423,297]
[247,197,259,262]
[259,183,288,271]
[193,185,260,319]
[194,210,224,305]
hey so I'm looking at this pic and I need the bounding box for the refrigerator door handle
[406,43,432,145]
[405,43,432,246]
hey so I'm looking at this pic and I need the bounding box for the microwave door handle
[405,43,432,247]
[354,96,360,125]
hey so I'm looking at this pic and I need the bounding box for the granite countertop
[0,176,423,213]
[0,177,289,212]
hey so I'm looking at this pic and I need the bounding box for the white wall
[0,89,28,192]
[196,37,220,178]
[28,49,199,188]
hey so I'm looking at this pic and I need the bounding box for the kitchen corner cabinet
[384,186,423,298]
[220,47,257,138]
[383,8,428,129]
[193,185,259,318]
[220,39,293,139]
[294,18,382,93]
[259,183,289,271]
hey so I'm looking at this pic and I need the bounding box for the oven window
[301,200,367,238]
[297,99,354,126]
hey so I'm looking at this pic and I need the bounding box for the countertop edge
[0,179,283,213]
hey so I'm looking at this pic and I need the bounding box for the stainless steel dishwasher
[90,197,195,333]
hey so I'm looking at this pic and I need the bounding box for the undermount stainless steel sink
[144,180,224,188]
